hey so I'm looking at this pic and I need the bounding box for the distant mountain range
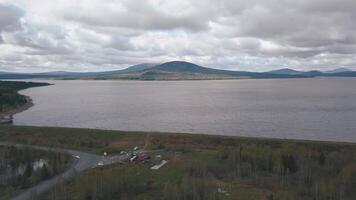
[0,61,355,80]
[324,68,352,74]
[267,67,353,75]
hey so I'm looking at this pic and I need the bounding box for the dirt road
[0,142,128,200]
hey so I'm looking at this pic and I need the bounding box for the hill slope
[324,68,352,74]
[119,63,158,73]
[149,61,221,73]
[2,61,355,80]
[105,61,312,80]
[267,68,304,75]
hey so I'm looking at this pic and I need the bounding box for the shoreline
[1,80,354,145]
[0,95,33,124]
[2,125,355,146]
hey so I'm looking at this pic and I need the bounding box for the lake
[13,78,356,142]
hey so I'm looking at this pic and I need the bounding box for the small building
[137,152,150,162]
[151,160,168,170]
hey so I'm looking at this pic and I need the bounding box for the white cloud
[0,0,356,72]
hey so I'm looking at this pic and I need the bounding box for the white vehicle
[74,155,80,159]
[130,155,137,162]
[133,146,139,151]
[97,162,104,166]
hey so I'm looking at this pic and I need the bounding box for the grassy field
[1,126,356,200]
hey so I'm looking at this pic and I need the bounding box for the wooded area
[0,145,72,199]
[2,126,354,200]
[0,81,49,112]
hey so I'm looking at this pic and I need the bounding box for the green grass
[1,126,356,200]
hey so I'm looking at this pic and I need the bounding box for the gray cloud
[211,0,356,57]
[0,3,22,44]
[0,0,356,72]
[0,3,24,32]
[63,0,210,32]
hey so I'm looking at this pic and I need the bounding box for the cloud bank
[0,0,356,72]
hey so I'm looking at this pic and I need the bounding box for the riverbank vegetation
[1,126,356,200]
[0,81,50,113]
[0,145,72,199]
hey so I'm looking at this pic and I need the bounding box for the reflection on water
[14,78,356,142]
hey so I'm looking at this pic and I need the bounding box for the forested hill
[0,81,50,113]
[0,61,355,80]
[91,61,312,80]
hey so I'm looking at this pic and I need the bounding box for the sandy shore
[0,95,33,124]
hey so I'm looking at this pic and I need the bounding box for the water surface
[14,78,356,142]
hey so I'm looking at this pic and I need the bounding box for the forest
[1,126,355,200]
[0,81,49,113]
[0,145,72,199]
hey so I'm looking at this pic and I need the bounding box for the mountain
[119,63,158,73]
[92,61,234,80]
[0,71,92,79]
[0,71,21,75]
[0,73,59,79]
[324,68,352,74]
[146,61,230,74]
[137,61,235,80]
[2,61,355,80]
[323,71,356,77]
[35,71,75,76]
[151,61,215,72]
[302,70,324,76]
[97,61,312,80]
[267,68,304,75]
[0,71,73,76]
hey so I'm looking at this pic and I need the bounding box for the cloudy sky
[0,0,356,72]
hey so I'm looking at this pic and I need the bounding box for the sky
[0,0,356,72]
